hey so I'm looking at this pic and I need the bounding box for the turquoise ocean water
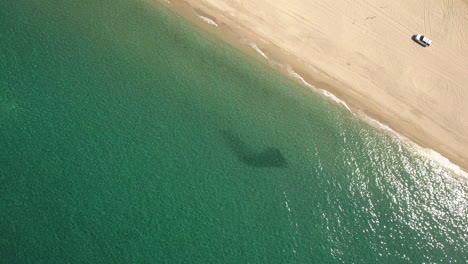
[1,0,466,262]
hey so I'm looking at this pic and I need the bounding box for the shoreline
[153,0,468,176]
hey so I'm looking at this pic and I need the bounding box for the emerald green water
[1,0,466,262]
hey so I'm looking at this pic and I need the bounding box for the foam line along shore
[157,0,468,176]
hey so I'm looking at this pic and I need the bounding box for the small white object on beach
[413,34,432,47]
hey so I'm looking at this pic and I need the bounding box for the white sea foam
[283,57,466,179]
[243,40,350,111]
[198,16,218,27]
[285,65,352,112]
[420,148,468,179]
[240,39,467,179]
[362,115,468,179]
[321,90,351,111]
[248,42,268,59]
[363,116,404,140]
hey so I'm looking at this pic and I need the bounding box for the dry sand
[159,0,468,173]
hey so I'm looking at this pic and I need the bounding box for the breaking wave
[242,38,467,179]
[362,115,468,179]
[198,16,218,27]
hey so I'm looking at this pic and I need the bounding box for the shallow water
[1,0,466,262]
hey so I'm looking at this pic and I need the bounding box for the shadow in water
[220,129,287,168]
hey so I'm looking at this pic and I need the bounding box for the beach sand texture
[167,0,468,172]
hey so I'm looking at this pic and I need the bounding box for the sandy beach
[161,0,468,173]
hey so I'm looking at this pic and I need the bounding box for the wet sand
[156,0,468,173]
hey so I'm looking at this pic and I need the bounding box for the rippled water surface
[1,0,466,262]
